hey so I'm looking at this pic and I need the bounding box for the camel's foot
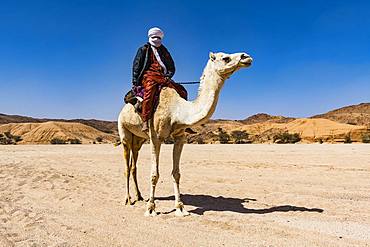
[144,201,158,217]
[175,202,190,217]
[136,193,144,202]
[124,196,133,205]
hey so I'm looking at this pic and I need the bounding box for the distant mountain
[240,113,295,125]
[2,102,370,144]
[311,103,370,126]
[0,113,118,135]
[0,113,43,124]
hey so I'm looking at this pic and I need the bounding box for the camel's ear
[209,52,216,61]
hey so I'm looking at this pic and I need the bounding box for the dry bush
[68,138,82,144]
[218,128,230,144]
[0,132,22,145]
[362,134,370,143]
[231,130,249,144]
[50,138,66,144]
[273,132,301,144]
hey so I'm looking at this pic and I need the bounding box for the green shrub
[344,134,352,144]
[0,133,10,145]
[196,136,205,144]
[0,132,22,145]
[50,138,66,144]
[231,130,249,144]
[273,132,301,144]
[13,135,22,142]
[68,138,82,144]
[362,134,370,143]
[218,128,230,144]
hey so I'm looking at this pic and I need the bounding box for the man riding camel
[132,27,195,133]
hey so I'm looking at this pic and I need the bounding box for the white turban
[148,27,164,39]
[148,27,164,47]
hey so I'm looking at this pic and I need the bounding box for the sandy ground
[0,144,370,246]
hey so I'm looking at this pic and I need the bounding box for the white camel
[118,51,253,216]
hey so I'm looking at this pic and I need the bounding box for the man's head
[148,27,164,47]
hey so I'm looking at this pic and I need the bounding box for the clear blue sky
[1,0,369,120]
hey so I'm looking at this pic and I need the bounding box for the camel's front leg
[131,148,144,202]
[172,135,189,217]
[145,131,161,216]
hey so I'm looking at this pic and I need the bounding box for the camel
[117,51,253,216]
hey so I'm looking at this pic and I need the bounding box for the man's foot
[142,121,149,132]
[185,128,197,134]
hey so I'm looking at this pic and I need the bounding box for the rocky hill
[312,103,370,126]
[0,121,117,144]
[188,118,369,144]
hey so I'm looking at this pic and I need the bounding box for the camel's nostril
[241,54,249,60]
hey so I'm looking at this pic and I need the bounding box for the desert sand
[1,144,370,246]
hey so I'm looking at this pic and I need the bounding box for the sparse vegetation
[218,128,230,144]
[196,136,205,144]
[68,138,82,144]
[273,132,301,144]
[344,134,352,144]
[362,134,370,143]
[316,138,324,144]
[96,137,103,143]
[231,130,249,144]
[0,132,22,145]
[50,138,66,144]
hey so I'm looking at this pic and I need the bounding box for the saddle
[124,88,142,113]
[124,85,162,114]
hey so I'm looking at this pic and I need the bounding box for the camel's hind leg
[131,136,146,202]
[118,124,134,205]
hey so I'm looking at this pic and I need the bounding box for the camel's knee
[172,171,180,183]
[150,173,159,185]
[130,164,137,174]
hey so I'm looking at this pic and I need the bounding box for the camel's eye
[222,57,231,63]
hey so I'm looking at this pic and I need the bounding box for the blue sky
[1,0,369,120]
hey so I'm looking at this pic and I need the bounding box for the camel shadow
[157,194,324,215]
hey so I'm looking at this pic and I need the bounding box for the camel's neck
[177,61,225,126]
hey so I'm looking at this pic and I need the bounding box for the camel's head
[209,52,253,78]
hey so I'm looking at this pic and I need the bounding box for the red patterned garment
[141,50,187,122]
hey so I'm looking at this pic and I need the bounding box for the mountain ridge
[1,102,369,144]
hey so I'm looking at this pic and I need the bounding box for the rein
[178,81,200,85]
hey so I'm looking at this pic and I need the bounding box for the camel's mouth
[239,56,253,67]
[239,61,252,67]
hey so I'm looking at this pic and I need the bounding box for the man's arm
[162,46,175,78]
[132,46,145,86]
